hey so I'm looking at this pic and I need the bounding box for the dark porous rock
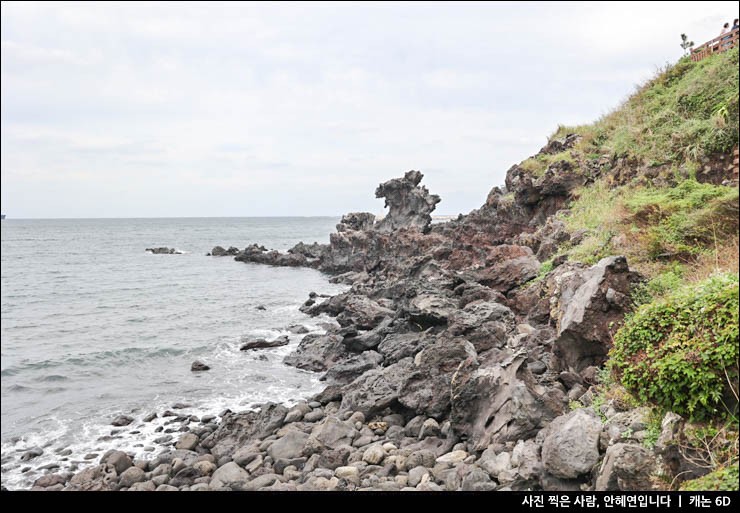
[462,244,540,294]
[541,408,602,480]
[339,358,415,418]
[451,352,563,450]
[210,245,240,257]
[374,170,440,233]
[446,300,517,353]
[316,447,351,470]
[240,335,289,351]
[111,415,134,427]
[552,256,641,372]
[235,243,312,268]
[595,443,656,491]
[190,360,210,372]
[203,403,288,460]
[405,292,458,327]
[283,333,348,372]
[321,351,384,385]
[145,247,182,255]
[398,338,478,419]
[143,412,158,422]
[377,331,435,365]
[312,385,343,405]
[336,212,376,232]
[335,296,394,331]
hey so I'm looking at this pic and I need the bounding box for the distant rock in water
[191,360,210,372]
[240,335,290,351]
[145,247,182,254]
[208,246,240,256]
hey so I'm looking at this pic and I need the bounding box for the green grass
[550,49,739,166]
[519,150,577,178]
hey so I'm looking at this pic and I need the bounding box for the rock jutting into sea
[145,247,183,255]
[29,160,686,491]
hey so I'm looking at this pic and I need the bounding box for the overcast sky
[1,1,736,218]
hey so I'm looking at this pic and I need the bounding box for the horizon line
[0,214,463,221]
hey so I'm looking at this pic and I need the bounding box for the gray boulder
[340,358,415,418]
[553,256,640,372]
[209,462,248,489]
[283,333,348,372]
[267,431,309,461]
[321,351,383,384]
[541,408,602,479]
[595,443,656,491]
[398,338,478,418]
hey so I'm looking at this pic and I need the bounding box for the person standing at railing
[719,22,733,50]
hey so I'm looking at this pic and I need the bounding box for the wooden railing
[691,27,739,62]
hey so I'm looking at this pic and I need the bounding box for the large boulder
[447,300,517,353]
[595,443,657,491]
[320,351,384,384]
[451,351,563,450]
[553,256,640,372]
[308,417,357,450]
[283,333,348,372]
[377,331,436,365]
[210,462,249,489]
[374,170,441,233]
[460,245,540,293]
[340,358,415,417]
[201,403,288,460]
[398,338,478,418]
[541,408,602,479]
[268,431,309,461]
[405,292,458,326]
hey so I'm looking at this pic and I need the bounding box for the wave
[1,345,206,376]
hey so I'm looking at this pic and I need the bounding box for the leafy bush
[680,465,739,491]
[611,274,739,421]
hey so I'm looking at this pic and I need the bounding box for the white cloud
[1,1,737,217]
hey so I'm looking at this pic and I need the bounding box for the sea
[0,217,348,489]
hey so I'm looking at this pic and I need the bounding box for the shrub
[680,465,739,491]
[611,273,739,421]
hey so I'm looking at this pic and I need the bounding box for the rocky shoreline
[15,140,696,492]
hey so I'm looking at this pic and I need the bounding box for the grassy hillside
[529,49,739,490]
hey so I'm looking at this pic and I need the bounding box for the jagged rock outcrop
[374,170,440,233]
[552,256,641,372]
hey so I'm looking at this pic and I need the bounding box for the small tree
[680,33,695,56]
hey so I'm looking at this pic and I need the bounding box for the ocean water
[0,217,346,489]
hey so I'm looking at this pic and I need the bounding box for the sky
[1,1,737,218]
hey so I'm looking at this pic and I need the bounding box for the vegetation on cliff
[516,48,739,490]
